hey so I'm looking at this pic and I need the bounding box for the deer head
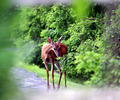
[47,36,62,57]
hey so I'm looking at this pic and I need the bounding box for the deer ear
[47,38,53,45]
[57,36,62,43]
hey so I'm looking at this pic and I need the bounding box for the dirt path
[11,67,48,92]
[11,67,120,100]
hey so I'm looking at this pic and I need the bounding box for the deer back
[41,43,67,63]
[59,43,68,57]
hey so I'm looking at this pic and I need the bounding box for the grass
[18,62,84,89]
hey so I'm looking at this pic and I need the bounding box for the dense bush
[100,5,120,87]
[13,4,74,65]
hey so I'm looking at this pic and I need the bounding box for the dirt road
[11,67,47,92]
[11,67,120,100]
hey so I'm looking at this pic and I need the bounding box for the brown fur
[41,43,67,62]
[41,40,67,90]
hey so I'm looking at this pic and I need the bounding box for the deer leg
[55,63,62,89]
[44,62,50,90]
[64,71,67,88]
[51,62,55,89]
[58,69,62,89]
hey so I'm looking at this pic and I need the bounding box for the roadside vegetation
[12,3,120,88]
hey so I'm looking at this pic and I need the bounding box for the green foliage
[75,51,104,85]
[13,4,74,66]
[66,18,103,52]
[14,3,104,79]
[13,3,120,88]
[0,1,18,100]
[64,52,77,78]
[103,58,120,87]
[103,8,120,58]
[18,40,38,63]
[64,17,103,80]
[72,0,91,19]
[40,4,74,41]
[98,5,120,87]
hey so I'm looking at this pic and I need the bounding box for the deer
[41,36,67,90]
